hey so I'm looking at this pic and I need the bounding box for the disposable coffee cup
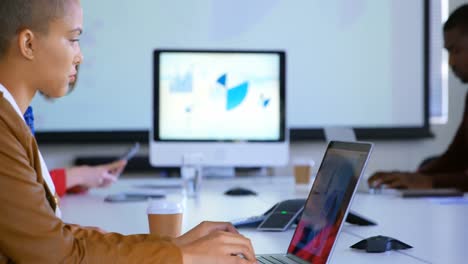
[293,159,315,184]
[147,200,183,237]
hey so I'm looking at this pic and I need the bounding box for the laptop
[256,141,373,264]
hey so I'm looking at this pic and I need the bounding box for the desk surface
[61,176,468,264]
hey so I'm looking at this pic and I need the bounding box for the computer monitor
[150,49,288,167]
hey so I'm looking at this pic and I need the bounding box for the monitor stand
[203,167,235,178]
[204,167,269,177]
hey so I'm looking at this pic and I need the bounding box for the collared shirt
[0,84,61,218]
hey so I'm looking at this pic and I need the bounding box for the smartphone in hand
[119,142,140,161]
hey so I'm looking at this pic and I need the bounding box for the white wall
[39,0,467,179]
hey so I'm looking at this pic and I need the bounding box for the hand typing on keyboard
[173,221,257,264]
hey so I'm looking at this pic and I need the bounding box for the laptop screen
[287,141,371,263]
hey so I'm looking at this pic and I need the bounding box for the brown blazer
[0,92,182,263]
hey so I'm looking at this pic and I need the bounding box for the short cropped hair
[444,4,468,33]
[0,0,70,59]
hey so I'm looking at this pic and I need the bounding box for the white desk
[61,176,468,264]
[347,192,468,264]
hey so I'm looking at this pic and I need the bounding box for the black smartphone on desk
[104,192,165,202]
[400,188,464,198]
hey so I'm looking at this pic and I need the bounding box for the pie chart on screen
[226,82,248,111]
[217,73,249,111]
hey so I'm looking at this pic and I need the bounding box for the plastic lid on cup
[147,200,183,214]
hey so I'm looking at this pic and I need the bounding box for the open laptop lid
[287,141,372,264]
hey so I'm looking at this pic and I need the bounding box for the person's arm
[0,128,257,263]
[369,94,468,190]
[65,160,127,190]
[50,160,128,197]
[430,171,468,191]
[418,127,466,174]
[49,168,67,197]
[419,93,468,174]
[0,127,182,263]
[49,168,89,197]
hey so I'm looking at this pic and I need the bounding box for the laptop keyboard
[257,255,300,264]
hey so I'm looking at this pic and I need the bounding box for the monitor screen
[150,49,288,167]
[155,50,284,141]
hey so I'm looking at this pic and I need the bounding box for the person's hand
[368,171,433,189]
[173,221,256,264]
[173,221,240,247]
[66,160,127,189]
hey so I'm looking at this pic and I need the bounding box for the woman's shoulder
[0,94,34,147]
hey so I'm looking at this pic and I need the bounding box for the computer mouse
[224,187,257,196]
[350,235,412,253]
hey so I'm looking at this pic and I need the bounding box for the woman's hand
[173,221,239,246]
[173,222,256,264]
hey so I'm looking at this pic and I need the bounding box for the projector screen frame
[34,0,433,144]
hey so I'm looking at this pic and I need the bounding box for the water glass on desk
[180,153,204,197]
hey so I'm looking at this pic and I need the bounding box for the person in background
[368,4,468,191]
[49,160,126,197]
[0,0,256,263]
